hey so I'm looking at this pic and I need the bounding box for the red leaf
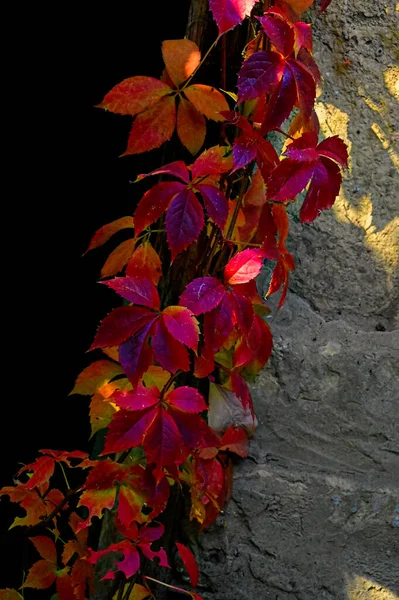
[136,161,190,183]
[293,22,313,54]
[300,158,341,222]
[166,189,204,260]
[177,97,206,155]
[237,51,284,102]
[225,248,265,285]
[220,426,249,457]
[103,408,157,454]
[191,145,233,180]
[184,85,229,121]
[161,39,201,87]
[126,242,163,285]
[162,306,200,350]
[171,409,221,450]
[296,48,321,85]
[152,318,190,373]
[230,371,253,413]
[17,456,55,490]
[230,289,254,334]
[261,66,296,132]
[197,184,228,229]
[88,540,140,580]
[203,295,234,352]
[179,277,226,315]
[100,238,136,279]
[232,135,258,171]
[143,408,184,482]
[134,181,185,236]
[97,76,172,116]
[267,158,315,201]
[210,0,258,36]
[319,0,333,13]
[317,135,348,168]
[103,277,160,310]
[119,320,155,386]
[257,14,294,57]
[167,387,208,413]
[176,542,199,587]
[123,95,176,155]
[113,385,160,411]
[139,544,169,568]
[85,216,134,253]
[91,306,155,350]
[286,58,316,122]
[234,314,273,373]
[70,360,122,396]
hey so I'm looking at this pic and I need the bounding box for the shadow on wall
[316,68,398,320]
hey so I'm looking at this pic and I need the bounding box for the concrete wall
[200,1,399,598]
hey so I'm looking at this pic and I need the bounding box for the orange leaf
[100,238,135,279]
[123,95,176,155]
[283,0,314,14]
[70,360,122,396]
[30,536,57,563]
[126,241,162,285]
[0,591,23,600]
[21,560,56,590]
[185,84,229,121]
[97,76,172,116]
[162,39,201,87]
[84,217,134,253]
[177,97,206,155]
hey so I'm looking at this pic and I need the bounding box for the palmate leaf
[133,150,229,259]
[21,537,72,597]
[87,523,169,581]
[0,485,64,528]
[103,385,214,482]
[98,40,228,156]
[91,289,200,385]
[267,132,348,221]
[77,460,151,531]
[237,12,317,124]
[222,111,279,179]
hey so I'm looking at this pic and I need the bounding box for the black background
[1,2,192,592]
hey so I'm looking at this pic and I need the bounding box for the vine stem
[59,462,70,490]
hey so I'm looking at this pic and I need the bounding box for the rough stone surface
[199,1,399,598]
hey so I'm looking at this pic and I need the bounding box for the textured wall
[199,1,399,598]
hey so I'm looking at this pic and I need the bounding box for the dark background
[1,2,191,592]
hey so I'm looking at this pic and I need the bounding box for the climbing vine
[0,1,347,599]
